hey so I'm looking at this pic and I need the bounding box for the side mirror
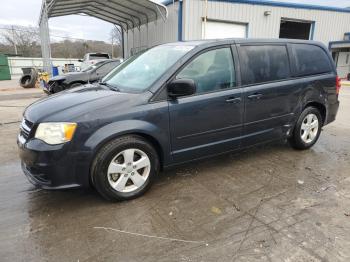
[167,79,196,98]
[78,59,83,62]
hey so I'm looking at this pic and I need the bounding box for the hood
[49,71,89,82]
[24,84,148,123]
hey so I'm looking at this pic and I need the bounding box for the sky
[0,0,349,43]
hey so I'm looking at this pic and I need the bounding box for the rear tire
[19,74,36,88]
[289,107,323,150]
[91,135,159,201]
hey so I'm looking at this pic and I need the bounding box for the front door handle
[247,93,263,100]
[226,97,242,104]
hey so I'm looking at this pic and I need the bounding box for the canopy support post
[39,1,52,75]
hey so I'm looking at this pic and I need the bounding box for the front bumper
[18,136,91,189]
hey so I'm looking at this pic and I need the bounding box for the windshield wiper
[99,81,120,92]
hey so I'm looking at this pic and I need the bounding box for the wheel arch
[88,131,165,187]
[133,132,164,169]
[304,101,326,124]
[85,120,169,185]
[95,132,165,169]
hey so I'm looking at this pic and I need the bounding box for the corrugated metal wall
[123,0,350,56]
[183,0,350,46]
[124,2,179,57]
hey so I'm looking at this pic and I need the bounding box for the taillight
[336,75,341,95]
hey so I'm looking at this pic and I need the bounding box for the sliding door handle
[226,97,242,104]
[247,93,263,100]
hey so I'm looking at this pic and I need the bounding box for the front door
[168,47,243,162]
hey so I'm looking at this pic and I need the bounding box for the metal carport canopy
[39,0,168,74]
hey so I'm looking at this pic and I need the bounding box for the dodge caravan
[18,39,340,201]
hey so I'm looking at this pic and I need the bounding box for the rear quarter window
[96,61,120,75]
[90,54,110,60]
[292,44,332,77]
[239,45,290,85]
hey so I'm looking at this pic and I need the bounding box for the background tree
[0,25,122,58]
[110,25,123,58]
[0,26,41,56]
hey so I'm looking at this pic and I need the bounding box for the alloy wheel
[107,148,151,193]
[300,113,319,144]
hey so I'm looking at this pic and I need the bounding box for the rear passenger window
[239,45,290,85]
[292,44,332,76]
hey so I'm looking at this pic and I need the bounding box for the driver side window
[176,48,236,94]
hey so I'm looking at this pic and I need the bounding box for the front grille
[20,118,33,140]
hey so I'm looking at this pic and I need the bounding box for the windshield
[104,45,194,92]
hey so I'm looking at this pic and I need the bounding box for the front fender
[84,120,171,164]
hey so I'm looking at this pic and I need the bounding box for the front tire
[289,107,323,150]
[50,83,63,94]
[91,135,159,201]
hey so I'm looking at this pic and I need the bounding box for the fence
[7,57,81,79]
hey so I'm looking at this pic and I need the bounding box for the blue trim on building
[329,40,350,50]
[345,32,350,36]
[163,0,350,13]
[178,0,183,41]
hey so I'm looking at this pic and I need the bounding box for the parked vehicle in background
[46,59,121,94]
[79,52,111,70]
[18,39,340,201]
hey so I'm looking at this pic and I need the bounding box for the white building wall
[124,2,179,57]
[183,0,350,46]
[337,52,350,78]
[8,57,81,79]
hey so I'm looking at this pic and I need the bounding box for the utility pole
[111,34,114,58]
[203,0,208,39]
[11,26,18,55]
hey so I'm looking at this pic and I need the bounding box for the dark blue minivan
[18,39,340,200]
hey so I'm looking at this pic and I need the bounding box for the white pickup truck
[79,53,110,70]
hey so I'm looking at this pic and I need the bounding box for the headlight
[35,122,77,145]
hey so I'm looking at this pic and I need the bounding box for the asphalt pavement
[0,82,349,261]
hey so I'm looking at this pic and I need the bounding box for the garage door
[202,20,247,39]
